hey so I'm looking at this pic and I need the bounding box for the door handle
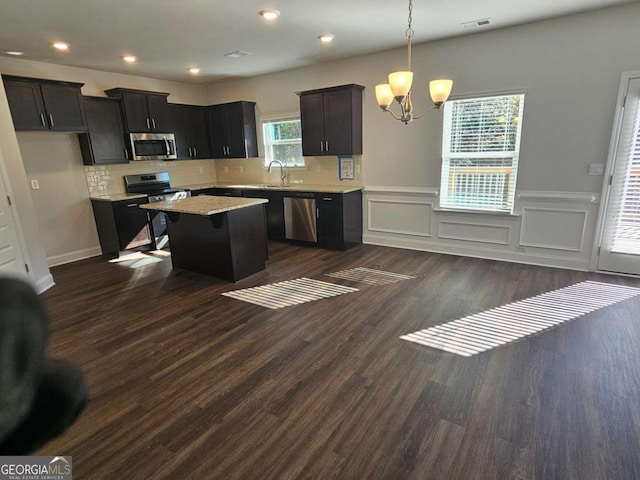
[146,118,151,129]
[164,137,170,156]
[193,147,197,157]
[40,113,46,127]
[320,141,324,152]
[325,141,329,151]
[152,118,156,129]
[188,147,192,157]
[124,149,129,160]
[49,114,54,127]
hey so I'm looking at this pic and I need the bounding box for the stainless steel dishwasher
[283,192,317,243]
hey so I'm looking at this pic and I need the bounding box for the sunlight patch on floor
[326,267,415,285]
[222,277,359,309]
[401,281,640,357]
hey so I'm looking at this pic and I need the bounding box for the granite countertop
[139,195,268,216]
[90,193,148,202]
[179,182,363,194]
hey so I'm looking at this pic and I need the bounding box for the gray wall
[206,3,640,270]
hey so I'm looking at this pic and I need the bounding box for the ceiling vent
[224,50,251,58]
[461,18,492,29]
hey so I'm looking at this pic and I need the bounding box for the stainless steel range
[124,172,190,249]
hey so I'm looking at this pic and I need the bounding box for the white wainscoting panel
[520,208,588,252]
[438,220,512,245]
[363,188,601,271]
[368,199,433,237]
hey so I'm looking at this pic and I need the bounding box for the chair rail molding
[364,185,439,196]
[516,190,599,204]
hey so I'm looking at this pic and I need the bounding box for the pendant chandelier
[375,0,453,124]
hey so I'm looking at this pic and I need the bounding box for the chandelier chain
[406,0,414,70]
[406,0,414,39]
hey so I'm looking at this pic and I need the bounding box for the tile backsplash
[85,159,218,195]
[85,155,363,196]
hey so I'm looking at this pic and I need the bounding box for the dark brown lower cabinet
[316,190,362,250]
[242,190,285,241]
[91,197,152,258]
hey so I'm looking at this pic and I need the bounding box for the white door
[598,75,640,274]
[0,159,28,280]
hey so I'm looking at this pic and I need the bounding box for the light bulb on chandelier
[375,0,453,124]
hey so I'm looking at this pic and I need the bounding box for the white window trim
[439,92,526,213]
[261,113,306,169]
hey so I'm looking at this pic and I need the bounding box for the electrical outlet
[315,166,321,173]
[30,179,40,190]
[355,164,361,173]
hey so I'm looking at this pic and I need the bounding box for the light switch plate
[30,179,40,190]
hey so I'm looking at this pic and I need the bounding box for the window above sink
[262,116,305,168]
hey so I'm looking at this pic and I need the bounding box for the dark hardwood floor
[37,243,640,479]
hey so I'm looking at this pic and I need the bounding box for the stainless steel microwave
[129,133,177,161]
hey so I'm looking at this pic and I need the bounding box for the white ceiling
[0,0,632,84]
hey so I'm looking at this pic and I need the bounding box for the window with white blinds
[611,91,640,254]
[440,94,525,212]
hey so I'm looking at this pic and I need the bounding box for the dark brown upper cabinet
[208,101,258,158]
[2,75,87,132]
[78,96,129,165]
[105,88,170,133]
[170,104,212,159]
[298,84,364,156]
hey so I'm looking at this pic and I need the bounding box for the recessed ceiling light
[224,50,251,58]
[6,51,24,56]
[188,67,200,74]
[122,55,137,63]
[319,34,335,43]
[52,42,69,51]
[259,9,280,20]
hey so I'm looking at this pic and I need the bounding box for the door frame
[592,70,640,273]
[0,147,32,282]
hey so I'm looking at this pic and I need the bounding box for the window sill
[432,208,520,218]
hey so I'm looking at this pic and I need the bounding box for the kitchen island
[141,195,268,282]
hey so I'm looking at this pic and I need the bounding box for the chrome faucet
[268,160,287,186]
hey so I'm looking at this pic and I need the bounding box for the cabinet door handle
[325,141,329,151]
[323,197,332,201]
[127,204,138,208]
[49,114,54,127]
[146,118,151,129]
[317,207,320,218]
[40,113,46,127]
[320,141,324,152]
[152,118,156,129]
[193,147,197,157]
[124,149,129,160]
[188,147,192,157]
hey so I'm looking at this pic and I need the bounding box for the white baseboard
[34,273,55,294]
[48,246,102,267]
[363,233,591,271]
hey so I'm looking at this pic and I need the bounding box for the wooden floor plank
[32,243,640,479]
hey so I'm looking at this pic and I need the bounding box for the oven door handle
[164,137,170,156]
